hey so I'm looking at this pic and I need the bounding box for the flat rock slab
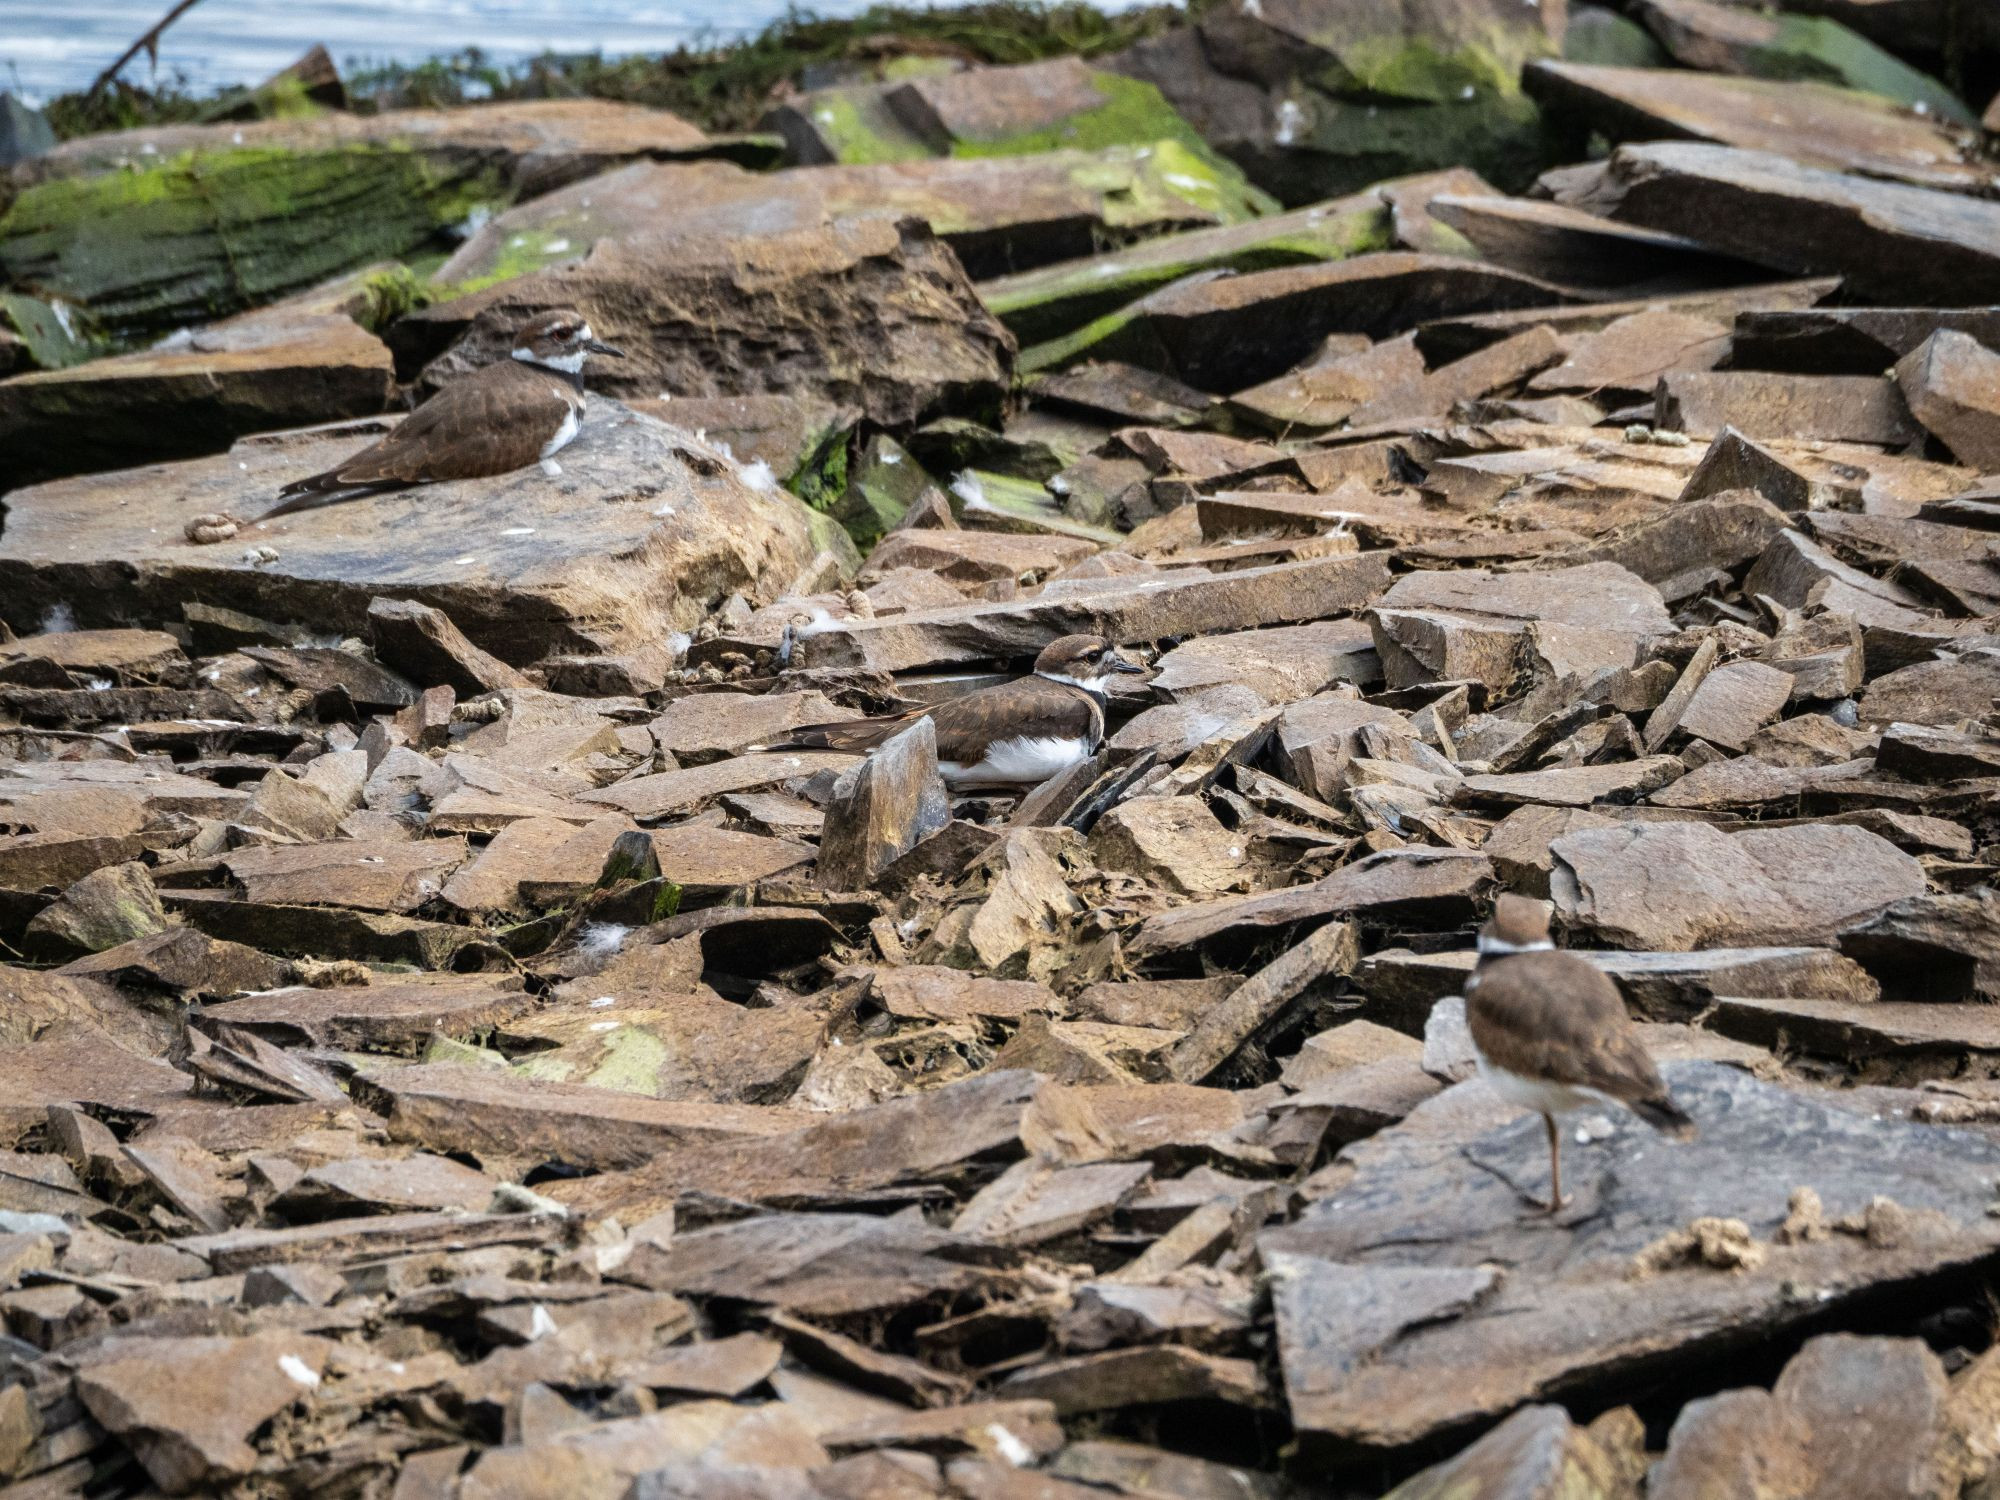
[437,148,1259,287]
[1031,252,1573,390]
[798,551,1393,674]
[1551,820,1926,950]
[1355,943,1880,1029]
[352,1063,797,1171]
[1369,562,1673,696]
[0,307,392,486]
[0,399,822,663]
[1526,62,1990,191]
[1148,620,1378,706]
[1264,1061,2000,1453]
[23,98,711,197]
[1565,141,2000,306]
[205,974,537,1051]
[74,1330,334,1491]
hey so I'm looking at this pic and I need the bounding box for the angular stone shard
[366,597,531,695]
[1656,370,1917,446]
[1027,253,1571,389]
[75,1332,334,1493]
[1368,563,1673,696]
[1650,1334,1954,1500]
[799,551,1393,674]
[1630,0,1971,120]
[815,718,950,892]
[1894,329,2000,471]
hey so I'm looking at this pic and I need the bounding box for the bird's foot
[1539,1191,1571,1217]
[540,458,563,478]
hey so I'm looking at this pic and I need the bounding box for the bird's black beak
[1110,653,1146,674]
[586,339,625,357]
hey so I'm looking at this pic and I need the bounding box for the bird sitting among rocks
[1465,894,1696,1214]
[261,308,623,520]
[770,634,1143,789]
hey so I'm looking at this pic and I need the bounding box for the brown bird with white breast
[770,634,1143,790]
[261,308,623,520]
[1465,894,1695,1214]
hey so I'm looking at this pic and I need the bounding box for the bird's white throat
[514,346,588,374]
[1038,670,1114,694]
[1477,934,1555,958]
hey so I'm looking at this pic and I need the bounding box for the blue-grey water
[1,0,934,103]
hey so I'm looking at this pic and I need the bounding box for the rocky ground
[3,1,2000,1496]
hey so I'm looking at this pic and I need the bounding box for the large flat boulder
[1550,820,1926,949]
[17,98,712,198]
[2,145,489,347]
[1558,141,2000,305]
[394,218,1013,429]
[435,146,1268,288]
[1264,1062,2000,1453]
[1525,62,1989,190]
[0,304,392,486]
[0,398,829,663]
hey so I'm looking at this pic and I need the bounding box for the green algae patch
[831,434,934,550]
[0,144,507,340]
[354,264,438,334]
[1253,89,1556,202]
[434,222,593,299]
[1739,15,1972,122]
[982,193,1393,344]
[796,86,936,164]
[514,1021,673,1093]
[0,292,107,370]
[952,74,1275,219]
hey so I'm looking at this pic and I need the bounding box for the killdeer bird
[773,634,1143,789]
[261,308,623,519]
[1465,894,1695,1214]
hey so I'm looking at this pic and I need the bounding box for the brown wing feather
[1467,951,1675,1108]
[271,363,568,505]
[775,707,927,753]
[923,680,1101,763]
[773,681,1101,762]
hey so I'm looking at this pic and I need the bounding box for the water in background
[1,0,903,102]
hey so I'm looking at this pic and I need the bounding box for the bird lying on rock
[770,634,1143,790]
[261,308,623,520]
[1465,894,1696,1215]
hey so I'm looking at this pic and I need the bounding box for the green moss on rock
[0,292,106,369]
[982,193,1393,344]
[0,145,506,340]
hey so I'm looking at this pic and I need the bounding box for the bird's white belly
[541,406,581,459]
[1473,1047,1595,1117]
[940,735,1091,788]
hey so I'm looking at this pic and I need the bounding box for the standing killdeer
[1465,894,1695,1214]
[261,308,623,519]
[772,634,1143,789]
